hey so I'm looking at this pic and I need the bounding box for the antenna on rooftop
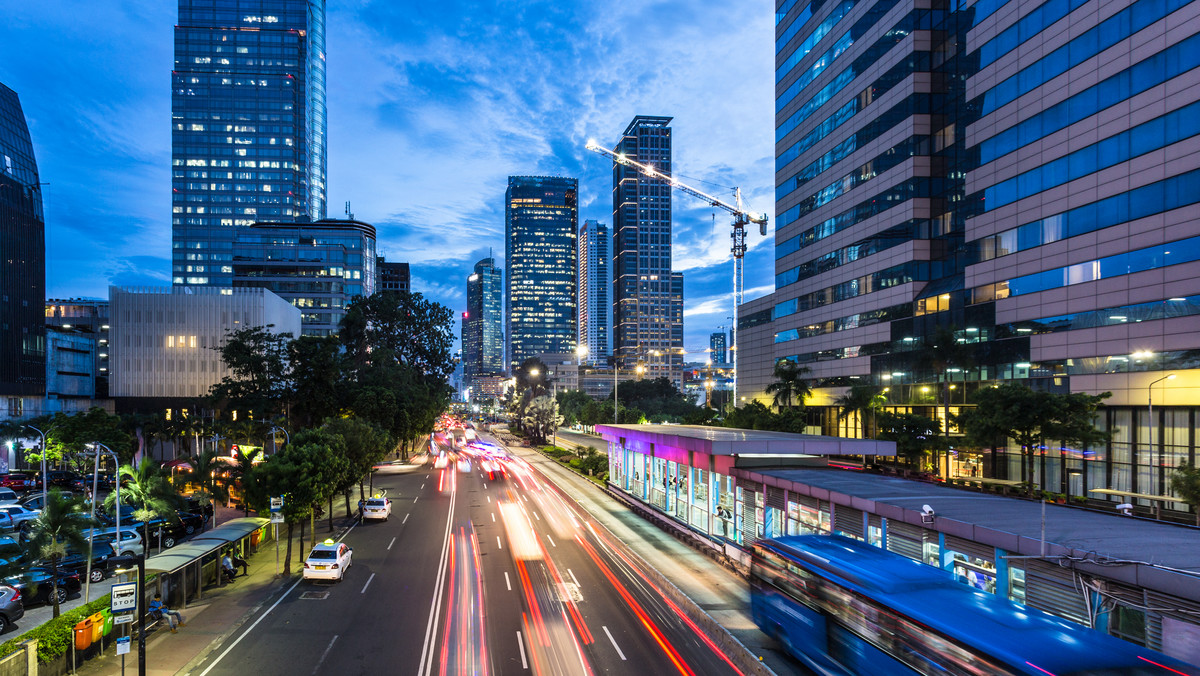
[344,201,354,220]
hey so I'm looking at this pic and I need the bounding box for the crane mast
[585,141,767,404]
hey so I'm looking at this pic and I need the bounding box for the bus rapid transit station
[596,424,1200,668]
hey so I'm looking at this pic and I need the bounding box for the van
[84,528,144,557]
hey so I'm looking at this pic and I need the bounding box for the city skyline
[0,1,775,357]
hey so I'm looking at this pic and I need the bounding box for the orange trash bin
[88,612,105,643]
[74,619,93,651]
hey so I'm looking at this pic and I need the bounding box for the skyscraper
[710,331,727,366]
[464,257,503,385]
[577,220,609,366]
[610,116,683,385]
[376,258,411,293]
[506,176,577,371]
[171,0,327,287]
[0,82,46,404]
[741,0,1200,498]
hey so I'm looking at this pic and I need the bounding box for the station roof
[144,517,268,574]
[594,424,895,457]
[747,467,1200,601]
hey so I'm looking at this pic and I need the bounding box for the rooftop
[595,424,895,457]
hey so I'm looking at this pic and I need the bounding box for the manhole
[300,591,330,600]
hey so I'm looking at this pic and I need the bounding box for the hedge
[0,594,111,664]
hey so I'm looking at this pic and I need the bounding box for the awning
[144,517,268,574]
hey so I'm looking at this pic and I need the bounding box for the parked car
[3,569,81,607]
[0,585,23,634]
[84,528,143,557]
[41,547,114,583]
[0,505,39,533]
[0,537,27,569]
[44,471,82,490]
[0,489,17,506]
[19,491,75,511]
[0,473,35,492]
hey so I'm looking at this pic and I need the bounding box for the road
[189,438,747,675]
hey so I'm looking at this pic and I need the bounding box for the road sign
[110,582,138,613]
[113,612,134,625]
[270,512,284,524]
[270,497,284,513]
[116,636,131,655]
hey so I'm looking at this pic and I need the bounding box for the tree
[876,412,947,470]
[917,325,977,456]
[107,462,180,554]
[242,449,310,574]
[24,408,134,468]
[514,357,550,398]
[522,396,562,445]
[230,446,264,516]
[835,384,885,438]
[764,360,812,411]
[340,291,455,380]
[26,491,93,618]
[208,325,294,419]
[321,418,391,518]
[289,335,346,429]
[185,448,229,530]
[556,390,592,428]
[1169,462,1200,526]
[291,428,349,533]
[723,401,780,430]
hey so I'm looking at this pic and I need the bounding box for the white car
[361,497,391,521]
[84,528,144,557]
[303,540,352,581]
[0,505,39,532]
[434,454,449,469]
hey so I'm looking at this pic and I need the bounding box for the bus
[750,535,1198,676]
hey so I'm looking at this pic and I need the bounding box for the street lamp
[84,442,120,603]
[268,425,289,455]
[24,425,47,507]
[111,552,147,676]
[1148,373,1176,487]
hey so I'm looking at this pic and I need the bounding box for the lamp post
[84,442,119,603]
[1148,373,1176,490]
[112,552,146,676]
[268,425,289,455]
[24,425,47,506]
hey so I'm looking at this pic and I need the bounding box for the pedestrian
[221,551,236,582]
[149,594,185,632]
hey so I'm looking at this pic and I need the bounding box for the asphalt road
[189,443,746,676]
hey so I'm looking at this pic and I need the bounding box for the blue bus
[750,535,1198,676]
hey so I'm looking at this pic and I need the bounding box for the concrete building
[46,298,110,397]
[109,286,300,405]
[463,257,503,387]
[577,220,609,366]
[741,0,1200,507]
[377,258,411,293]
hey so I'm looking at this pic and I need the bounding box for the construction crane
[585,140,768,403]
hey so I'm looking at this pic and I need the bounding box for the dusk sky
[1,1,775,357]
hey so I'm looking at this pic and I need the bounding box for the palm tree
[765,360,812,411]
[835,384,885,438]
[107,462,179,555]
[187,448,230,530]
[917,325,977,476]
[230,447,263,516]
[26,491,93,618]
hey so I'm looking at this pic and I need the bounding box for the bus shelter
[144,517,270,607]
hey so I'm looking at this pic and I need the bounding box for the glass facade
[172,0,327,287]
[0,83,46,397]
[505,176,578,371]
[463,257,503,385]
[577,220,610,366]
[610,116,684,385]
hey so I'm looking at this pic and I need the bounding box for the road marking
[504,571,511,590]
[567,568,580,587]
[388,537,396,550]
[361,572,375,594]
[517,631,529,669]
[403,513,410,524]
[603,626,626,661]
[313,634,339,674]
[414,496,419,503]
[533,512,540,521]
[546,533,556,548]
[421,483,425,490]
[496,536,503,550]
[418,467,457,676]
[491,512,496,522]
[483,482,488,489]
[487,495,491,503]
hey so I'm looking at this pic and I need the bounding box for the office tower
[742,0,1200,496]
[463,257,503,386]
[506,176,578,371]
[710,331,727,366]
[172,0,327,287]
[230,219,376,336]
[0,82,46,407]
[577,220,609,366]
[377,258,411,293]
[610,116,684,385]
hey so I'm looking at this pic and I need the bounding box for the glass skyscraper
[505,176,577,372]
[610,116,684,385]
[742,0,1200,507]
[464,257,503,385]
[0,82,45,400]
[577,220,609,366]
[172,0,327,287]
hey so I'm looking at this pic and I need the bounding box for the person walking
[149,594,185,632]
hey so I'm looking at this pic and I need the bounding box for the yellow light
[921,386,930,393]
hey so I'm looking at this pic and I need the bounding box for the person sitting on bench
[221,551,237,582]
[148,594,184,632]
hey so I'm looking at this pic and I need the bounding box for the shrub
[0,594,112,663]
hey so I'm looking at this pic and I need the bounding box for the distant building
[610,116,683,387]
[463,257,503,387]
[172,0,327,288]
[505,176,578,371]
[577,220,609,366]
[0,82,46,415]
[45,298,110,399]
[231,219,376,336]
[109,286,300,406]
[377,258,411,293]
[709,331,727,366]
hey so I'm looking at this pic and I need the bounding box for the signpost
[270,497,284,576]
[110,582,137,613]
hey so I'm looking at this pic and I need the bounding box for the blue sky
[1,0,775,358]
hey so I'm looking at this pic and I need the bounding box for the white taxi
[362,497,391,521]
[303,539,352,581]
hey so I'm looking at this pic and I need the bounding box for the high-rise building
[230,219,376,336]
[0,82,46,408]
[506,176,578,371]
[577,220,609,365]
[610,116,683,385]
[463,257,503,386]
[377,258,411,293]
[710,331,727,366]
[743,0,1200,501]
[171,0,327,287]
[46,299,110,398]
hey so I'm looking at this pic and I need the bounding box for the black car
[18,491,75,511]
[38,548,114,583]
[3,569,81,607]
[96,510,203,549]
[45,471,82,490]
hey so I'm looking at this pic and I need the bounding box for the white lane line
[603,626,627,661]
[417,470,457,676]
[403,513,410,524]
[313,634,339,674]
[496,536,503,550]
[567,568,580,587]
[504,571,512,591]
[546,533,557,548]
[491,512,496,523]
[388,536,396,550]
[483,483,488,489]
[414,496,419,503]
[517,631,529,669]
[361,572,376,594]
[487,495,491,503]
[421,483,426,490]
[199,521,360,676]
[533,512,540,521]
